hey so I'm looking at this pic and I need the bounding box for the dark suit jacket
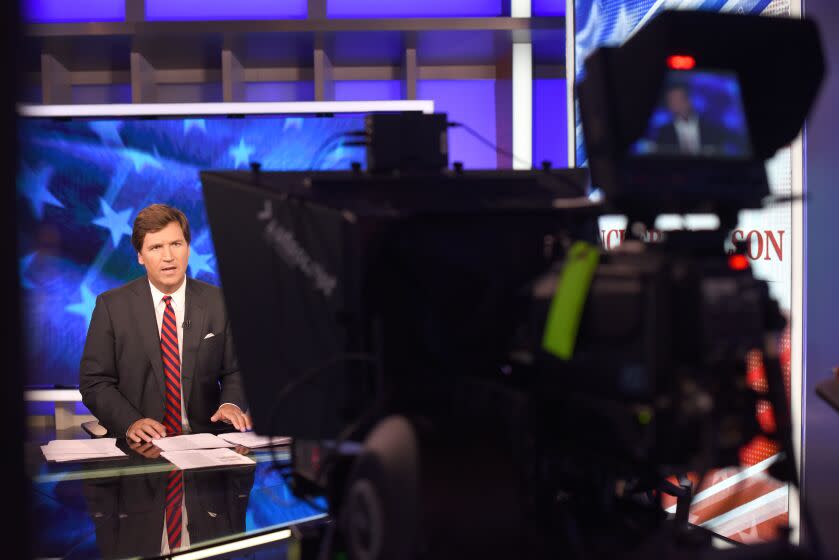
[80,276,247,436]
[83,467,255,559]
[653,117,731,156]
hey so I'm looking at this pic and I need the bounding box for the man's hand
[129,439,162,459]
[210,404,253,432]
[126,418,167,443]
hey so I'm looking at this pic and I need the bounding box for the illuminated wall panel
[417,80,497,169]
[146,0,307,20]
[23,0,124,22]
[532,0,565,16]
[533,78,568,168]
[327,0,503,18]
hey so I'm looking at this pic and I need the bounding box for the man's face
[137,221,190,294]
[666,88,693,120]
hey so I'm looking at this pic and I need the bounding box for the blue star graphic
[188,248,215,278]
[282,118,304,131]
[93,198,134,247]
[229,137,255,168]
[66,284,97,327]
[89,121,124,146]
[119,148,163,173]
[320,145,347,169]
[18,165,64,219]
[19,252,37,290]
[184,119,207,134]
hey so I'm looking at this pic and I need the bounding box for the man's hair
[131,204,191,253]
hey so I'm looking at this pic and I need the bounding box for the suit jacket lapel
[182,279,206,412]
[130,278,166,402]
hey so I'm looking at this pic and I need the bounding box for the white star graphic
[119,148,163,173]
[18,165,64,219]
[19,252,37,290]
[319,144,347,170]
[66,284,97,327]
[282,118,304,131]
[188,249,215,278]
[92,198,134,247]
[184,119,207,134]
[229,137,255,168]
[89,121,124,147]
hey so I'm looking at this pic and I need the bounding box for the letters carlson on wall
[599,229,786,262]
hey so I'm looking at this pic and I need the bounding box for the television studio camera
[201,10,824,560]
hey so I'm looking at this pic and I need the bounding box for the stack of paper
[161,448,255,470]
[151,433,235,452]
[41,438,127,462]
[150,432,286,470]
[217,432,291,448]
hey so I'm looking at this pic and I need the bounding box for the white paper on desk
[44,438,119,452]
[152,433,235,452]
[161,448,255,470]
[217,432,291,448]
[41,438,126,462]
[48,451,127,462]
[41,448,126,462]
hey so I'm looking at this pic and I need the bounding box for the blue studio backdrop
[18,114,366,388]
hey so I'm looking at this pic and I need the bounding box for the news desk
[26,429,326,559]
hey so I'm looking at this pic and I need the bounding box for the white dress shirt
[161,500,190,554]
[149,278,192,434]
[673,115,701,155]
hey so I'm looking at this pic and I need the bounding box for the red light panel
[729,254,749,271]
[667,55,696,70]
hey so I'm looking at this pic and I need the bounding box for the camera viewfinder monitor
[577,10,824,221]
[630,69,752,160]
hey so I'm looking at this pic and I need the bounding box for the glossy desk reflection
[27,437,326,559]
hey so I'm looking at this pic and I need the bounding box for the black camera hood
[578,10,824,221]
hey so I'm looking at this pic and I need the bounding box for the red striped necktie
[161,295,183,436]
[165,469,184,550]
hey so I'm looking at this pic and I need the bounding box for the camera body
[524,232,779,483]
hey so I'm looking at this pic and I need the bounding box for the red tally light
[729,254,749,271]
[667,55,696,70]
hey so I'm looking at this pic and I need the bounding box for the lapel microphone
[182,320,192,329]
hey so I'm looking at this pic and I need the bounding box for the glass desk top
[26,431,326,559]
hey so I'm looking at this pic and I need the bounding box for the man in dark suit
[82,458,256,558]
[80,204,253,442]
[653,82,732,157]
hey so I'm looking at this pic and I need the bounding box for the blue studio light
[145,0,308,20]
[533,78,569,169]
[417,80,498,170]
[244,83,316,102]
[532,0,565,17]
[334,81,403,102]
[24,0,124,23]
[328,0,503,18]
